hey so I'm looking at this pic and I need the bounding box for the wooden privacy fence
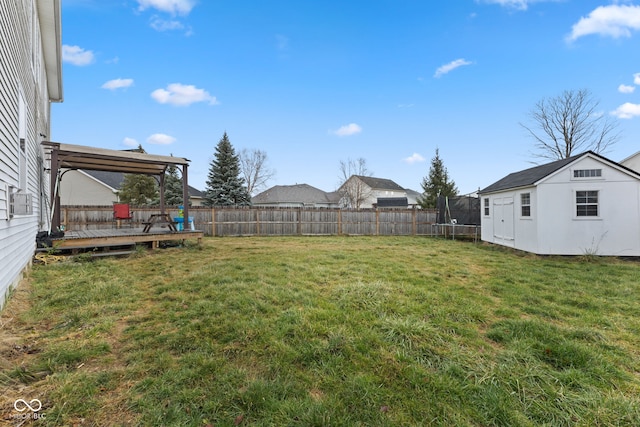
[59,206,459,237]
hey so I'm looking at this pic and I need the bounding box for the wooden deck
[48,227,204,256]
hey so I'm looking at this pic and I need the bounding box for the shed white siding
[481,154,640,256]
[0,0,61,308]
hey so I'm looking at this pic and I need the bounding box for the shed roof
[480,151,640,194]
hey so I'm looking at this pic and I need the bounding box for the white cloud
[151,83,218,106]
[62,45,95,66]
[618,84,635,94]
[332,123,362,137]
[403,153,426,164]
[567,5,640,42]
[434,59,472,78]
[480,0,530,10]
[611,102,640,119]
[123,137,139,147]
[150,17,184,31]
[136,0,196,16]
[147,133,176,145]
[634,73,640,85]
[477,0,556,11]
[102,78,134,90]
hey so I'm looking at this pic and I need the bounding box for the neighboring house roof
[81,170,203,197]
[480,151,640,194]
[353,176,405,191]
[252,184,335,205]
[325,191,342,204]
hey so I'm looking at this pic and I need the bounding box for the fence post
[338,209,342,236]
[211,206,216,237]
[412,208,416,236]
[375,209,380,236]
[256,208,260,236]
[298,207,302,235]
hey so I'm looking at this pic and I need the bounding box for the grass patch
[1,236,640,425]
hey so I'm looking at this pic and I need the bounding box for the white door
[493,197,514,246]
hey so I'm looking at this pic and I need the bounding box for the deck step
[90,250,135,258]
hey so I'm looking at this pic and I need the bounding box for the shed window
[483,198,490,216]
[576,191,598,217]
[521,193,531,217]
[573,169,601,178]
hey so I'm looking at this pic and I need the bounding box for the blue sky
[54,0,640,195]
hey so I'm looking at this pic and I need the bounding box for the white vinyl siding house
[0,0,62,308]
[339,176,409,209]
[59,170,120,206]
[58,169,206,207]
[480,152,640,256]
[621,151,640,173]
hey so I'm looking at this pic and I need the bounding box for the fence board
[58,206,474,237]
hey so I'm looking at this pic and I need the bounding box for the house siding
[0,0,58,309]
[60,170,119,205]
[621,152,640,174]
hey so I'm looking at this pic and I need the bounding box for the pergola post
[49,146,61,232]
[159,172,166,214]
[182,163,189,229]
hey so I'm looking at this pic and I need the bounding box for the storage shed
[479,151,640,256]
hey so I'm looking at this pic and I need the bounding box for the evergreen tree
[418,149,458,209]
[203,132,251,207]
[164,164,185,206]
[118,173,158,206]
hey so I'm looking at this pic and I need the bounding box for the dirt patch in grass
[0,272,143,426]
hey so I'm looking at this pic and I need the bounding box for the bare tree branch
[239,149,276,196]
[520,89,620,161]
[337,158,372,209]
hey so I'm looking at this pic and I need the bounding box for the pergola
[43,141,192,232]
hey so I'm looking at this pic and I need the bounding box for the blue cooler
[173,216,194,231]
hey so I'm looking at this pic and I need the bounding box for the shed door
[493,197,514,245]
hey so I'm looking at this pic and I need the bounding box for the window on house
[573,169,602,178]
[521,193,531,217]
[576,190,598,217]
[18,91,28,191]
[483,198,490,216]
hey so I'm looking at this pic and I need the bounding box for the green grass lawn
[2,236,640,426]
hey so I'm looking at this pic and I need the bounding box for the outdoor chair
[113,203,133,228]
